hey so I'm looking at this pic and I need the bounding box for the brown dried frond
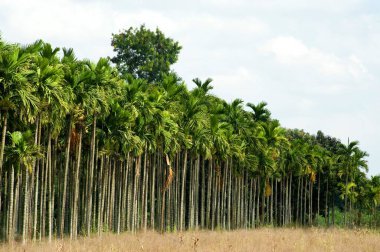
[265,180,272,197]
[162,167,174,192]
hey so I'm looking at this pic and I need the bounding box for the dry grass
[1,228,380,252]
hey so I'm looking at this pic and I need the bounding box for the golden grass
[1,228,380,252]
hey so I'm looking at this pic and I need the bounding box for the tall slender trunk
[317,173,320,221]
[256,176,260,226]
[252,177,256,228]
[179,150,187,231]
[227,158,232,230]
[13,172,20,240]
[296,175,300,225]
[86,115,97,236]
[270,177,274,225]
[97,156,105,235]
[22,166,29,244]
[201,157,206,228]
[300,176,303,225]
[132,156,141,232]
[33,159,40,241]
[31,116,40,241]
[47,130,53,242]
[60,118,72,237]
[150,153,156,229]
[261,177,265,224]
[121,153,130,231]
[0,111,8,218]
[288,173,293,224]
[332,188,335,226]
[141,149,148,231]
[0,111,7,176]
[206,158,213,229]
[195,154,200,229]
[325,176,329,226]
[7,165,14,241]
[71,128,82,239]
[309,177,313,225]
[344,173,348,227]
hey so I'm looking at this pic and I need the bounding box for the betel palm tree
[58,47,81,238]
[81,58,119,236]
[31,42,69,242]
[176,91,207,231]
[5,131,42,242]
[256,119,287,225]
[246,101,271,124]
[0,43,39,240]
[192,77,213,96]
[279,140,304,225]
[59,54,91,240]
[0,42,38,175]
[338,140,367,226]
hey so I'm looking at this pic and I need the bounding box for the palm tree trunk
[256,176,260,226]
[289,173,293,224]
[317,173,320,221]
[195,154,200,229]
[201,157,206,228]
[47,130,53,242]
[141,149,148,231]
[296,175,300,225]
[325,176,329,226]
[179,150,187,231]
[60,118,72,237]
[132,155,141,232]
[252,178,256,228]
[227,158,232,230]
[71,128,82,240]
[261,177,265,224]
[121,153,130,231]
[33,159,40,241]
[344,173,348,227]
[271,177,274,225]
[86,115,97,236]
[0,111,8,176]
[22,166,29,244]
[31,115,40,241]
[8,165,14,242]
[304,177,307,225]
[332,188,335,226]
[309,178,313,225]
[150,152,156,230]
[206,158,213,229]
[13,171,20,240]
[0,111,8,220]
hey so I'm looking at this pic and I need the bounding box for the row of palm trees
[0,38,379,243]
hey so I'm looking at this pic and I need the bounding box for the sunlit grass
[1,228,380,252]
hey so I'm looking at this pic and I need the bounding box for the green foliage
[111,25,182,83]
[0,28,379,242]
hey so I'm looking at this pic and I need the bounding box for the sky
[1,0,379,175]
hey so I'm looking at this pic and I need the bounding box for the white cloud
[259,36,367,77]
[250,0,361,12]
[1,0,379,175]
[208,67,258,102]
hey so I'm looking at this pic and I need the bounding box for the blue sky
[1,0,379,175]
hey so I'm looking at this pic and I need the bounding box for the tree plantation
[0,27,379,244]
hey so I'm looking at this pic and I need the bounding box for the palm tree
[246,101,271,123]
[338,140,368,226]
[31,42,69,241]
[5,131,42,242]
[0,43,38,174]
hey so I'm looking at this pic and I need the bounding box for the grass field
[1,228,379,252]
